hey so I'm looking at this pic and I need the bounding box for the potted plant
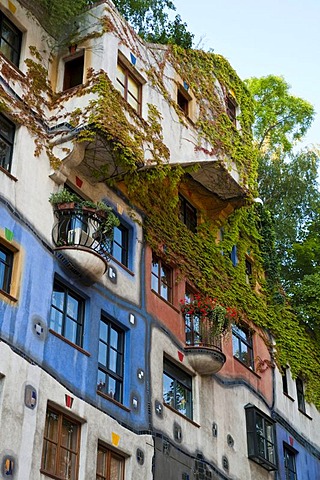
[49,189,120,234]
[49,189,81,210]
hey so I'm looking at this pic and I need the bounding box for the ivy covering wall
[1,1,320,408]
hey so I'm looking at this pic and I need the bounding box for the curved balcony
[52,204,112,284]
[184,315,226,375]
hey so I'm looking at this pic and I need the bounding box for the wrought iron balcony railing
[185,314,223,350]
[52,205,113,261]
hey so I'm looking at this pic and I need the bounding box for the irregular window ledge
[49,329,90,357]
[109,255,134,276]
[163,403,200,428]
[0,289,18,303]
[97,390,130,412]
[0,166,18,182]
[298,408,312,420]
[233,356,261,379]
[151,289,180,313]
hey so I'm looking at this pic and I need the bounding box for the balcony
[184,315,226,375]
[51,203,115,284]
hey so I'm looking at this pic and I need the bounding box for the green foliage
[258,149,320,270]
[245,75,315,154]
[112,0,194,48]
[35,0,89,40]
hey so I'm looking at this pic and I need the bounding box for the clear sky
[174,0,320,148]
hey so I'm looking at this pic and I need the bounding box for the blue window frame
[50,280,85,347]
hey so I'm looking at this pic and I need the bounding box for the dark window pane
[116,62,141,114]
[63,54,84,90]
[0,114,15,172]
[0,14,21,66]
[97,317,124,403]
[42,408,80,479]
[163,359,192,419]
[0,245,13,293]
[50,280,84,347]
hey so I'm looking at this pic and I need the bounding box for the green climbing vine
[1,3,320,409]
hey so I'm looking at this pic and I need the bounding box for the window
[112,224,129,267]
[0,12,21,67]
[230,245,238,266]
[284,444,297,480]
[296,377,306,413]
[282,367,289,395]
[177,88,189,115]
[97,316,124,403]
[0,114,15,172]
[245,257,253,284]
[116,61,141,114]
[232,324,254,369]
[151,254,172,302]
[163,358,192,419]
[245,405,276,471]
[96,444,125,480]
[50,280,85,347]
[63,52,84,91]
[184,289,201,346]
[226,95,237,125]
[41,407,80,480]
[0,244,13,293]
[179,195,197,233]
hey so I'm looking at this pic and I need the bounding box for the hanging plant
[180,294,238,335]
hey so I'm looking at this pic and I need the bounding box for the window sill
[0,289,18,302]
[283,392,295,402]
[61,84,83,94]
[49,329,90,356]
[233,356,261,379]
[97,390,130,412]
[163,403,200,428]
[151,289,180,313]
[0,165,18,181]
[0,51,25,77]
[110,255,134,276]
[298,408,312,420]
[40,469,70,480]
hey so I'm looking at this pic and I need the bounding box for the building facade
[0,1,320,479]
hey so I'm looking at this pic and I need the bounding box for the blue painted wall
[0,201,150,431]
[275,422,320,480]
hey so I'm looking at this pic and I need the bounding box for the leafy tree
[35,0,193,48]
[245,75,314,154]
[258,149,320,269]
[246,74,320,332]
[112,0,194,48]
